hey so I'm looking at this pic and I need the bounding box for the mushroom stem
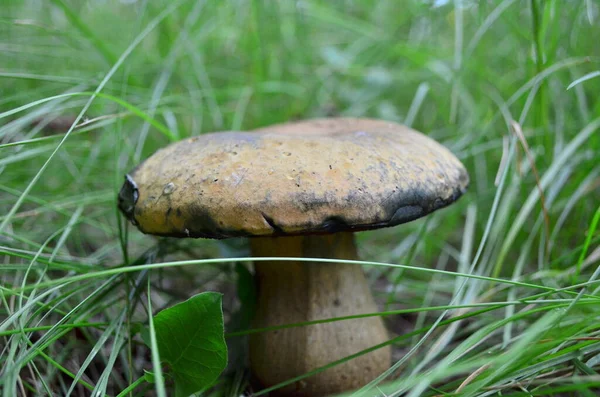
[249,233,391,396]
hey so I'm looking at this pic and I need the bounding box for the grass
[1,0,600,395]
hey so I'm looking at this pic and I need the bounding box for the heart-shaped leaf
[148,292,227,397]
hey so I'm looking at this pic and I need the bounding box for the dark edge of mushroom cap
[118,176,467,239]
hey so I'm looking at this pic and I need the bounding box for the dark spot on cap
[118,174,139,225]
[321,216,348,233]
[261,213,285,235]
[389,205,424,225]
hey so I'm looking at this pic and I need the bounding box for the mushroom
[118,118,469,396]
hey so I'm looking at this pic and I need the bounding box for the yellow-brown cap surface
[118,118,469,239]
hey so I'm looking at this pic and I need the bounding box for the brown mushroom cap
[118,118,469,238]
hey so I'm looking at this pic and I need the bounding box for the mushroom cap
[118,118,469,239]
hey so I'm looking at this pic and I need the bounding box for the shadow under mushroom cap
[118,118,469,239]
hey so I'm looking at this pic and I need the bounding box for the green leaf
[149,292,227,397]
[144,370,156,384]
[573,358,598,376]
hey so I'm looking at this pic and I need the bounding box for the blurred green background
[2,0,600,396]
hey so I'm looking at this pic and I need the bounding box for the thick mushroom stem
[249,233,391,396]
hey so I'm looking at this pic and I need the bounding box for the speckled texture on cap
[118,118,469,238]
